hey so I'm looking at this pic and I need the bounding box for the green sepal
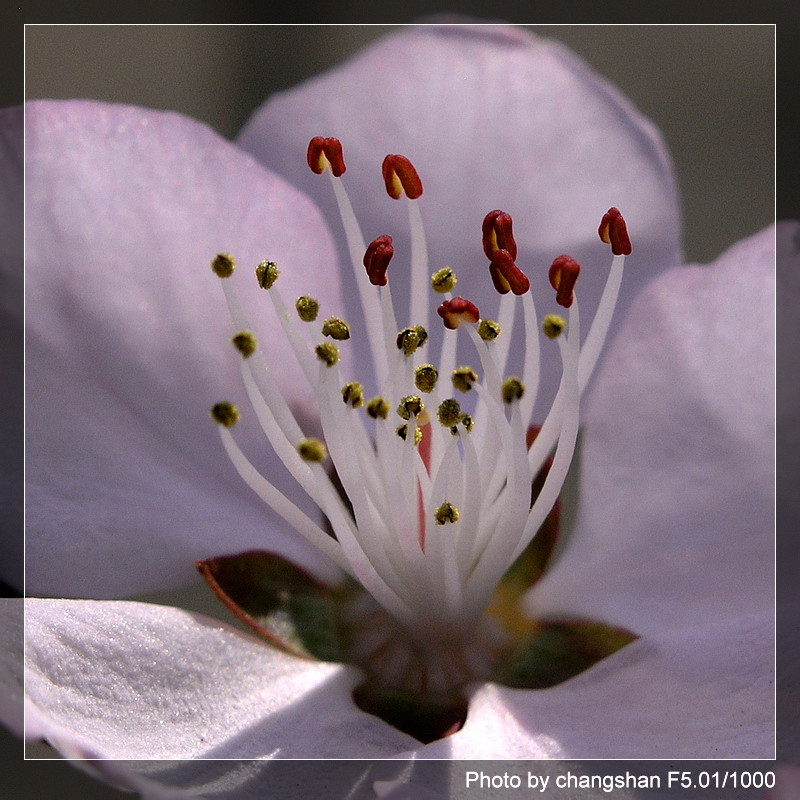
[352,679,468,744]
[490,619,638,689]
[196,550,353,662]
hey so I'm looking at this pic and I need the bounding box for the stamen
[297,438,328,463]
[397,395,424,421]
[598,207,632,255]
[434,503,460,526]
[232,330,257,358]
[477,319,501,342]
[397,326,428,357]
[396,424,423,445]
[437,398,462,428]
[255,260,280,290]
[578,208,632,392]
[212,136,633,689]
[210,401,239,428]
[549,255,581,308]
[295,295,320,322]
[542,314,567,339]
[363,236,394,287]
[452,366,478,393]
[342,381,365,408]
[488,249,530,296]
[382,154,423,200]
[437,297,480,330]
[307,136,346,177]
[211,252,236,278]
[216,424,350,573]
[431,267,457,294]
[501,377,525,404]
[315,342,340,367]
[414,364,439,393]
[482,210,518,260]
[366,396,390,419]
[321,317,351,340]
[309,136,389,387]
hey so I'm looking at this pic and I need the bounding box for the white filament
[216,169,624,642]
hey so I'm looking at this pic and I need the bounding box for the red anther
[549,255,581,308]
[437,297,480,330]
[489,249,530,296]
[307,137,346,177]
[598,207,632,255]
[482,210,517,260]
[382,154,423,200]
[363,235,394,286]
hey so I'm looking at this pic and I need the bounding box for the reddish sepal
[382,154,423,199]
[482,210,518,260]
[549,255,581,308]
[598,207,632,255]
[307,136,346,177]
[363,235,394,286]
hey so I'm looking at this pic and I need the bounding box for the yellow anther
[414,364,439,393]
[232,330,257,359]
[322,317,351,341]
[452,366,479,393]
[431,267,458,294]
[396,326,428,357]
[502,377,525,404]
[397,395,424,421]
[542,314,567,339]
[315,342,340,367]
[434,502,460,525]
[341,381,364,408]
[211,401,239,427]
[477,319,502,341]
[366,396,390,419]
[396,424,423,446]
[255,260,279,290]
[297,438,327,463]
[296,296,320,322]
[211,253,236,278]
[437,398,462,428]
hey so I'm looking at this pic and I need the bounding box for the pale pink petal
[24,599,417,760]
[528,226,775,634]
[239,24,681,332]
[24,101,345,598]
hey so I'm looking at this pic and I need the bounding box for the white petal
[24,101,344,598]
[416,612,773,759]
[528,226,775,633]
[24,599,417,760]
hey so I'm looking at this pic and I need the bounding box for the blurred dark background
[2,7,790,799]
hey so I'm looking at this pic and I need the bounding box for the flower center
[207,138,633,741]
